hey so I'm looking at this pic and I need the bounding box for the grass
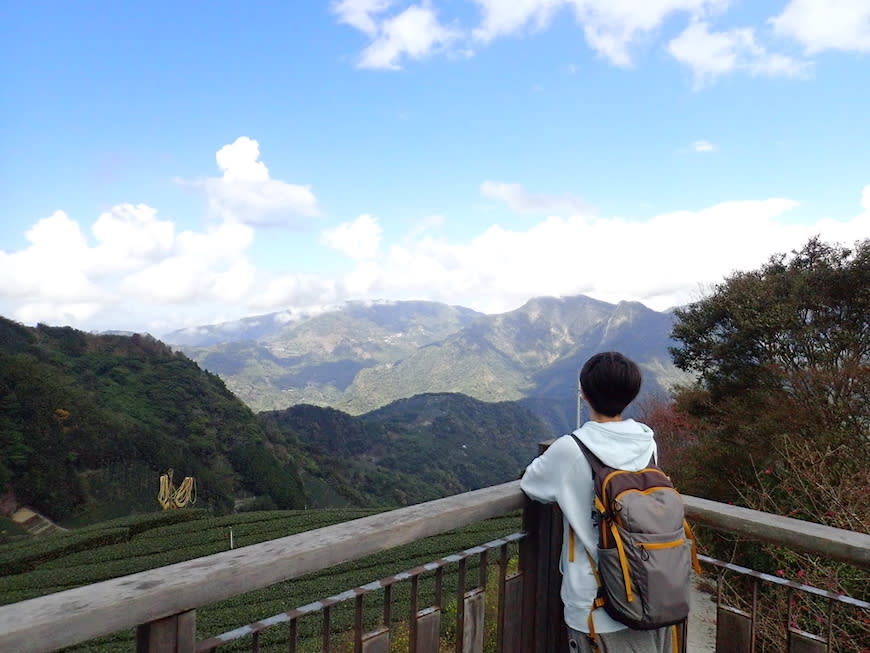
[0,507,523,652]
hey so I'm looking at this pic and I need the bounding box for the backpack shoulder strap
[569,433,605,476]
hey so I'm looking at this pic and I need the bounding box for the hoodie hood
[574,418,656,471]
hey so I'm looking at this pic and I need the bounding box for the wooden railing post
[519,441,566,653]
[135,609,196,653]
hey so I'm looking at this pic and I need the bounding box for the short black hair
[579,351,642,418]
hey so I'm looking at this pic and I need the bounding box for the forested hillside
[260,393,550,507]
[0,318,550,525]
[0,318,307,524]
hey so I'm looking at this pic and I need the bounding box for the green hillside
[258,393,550,508]
[0,318,306,524]
[0,318,549,525]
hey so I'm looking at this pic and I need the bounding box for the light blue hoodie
[520,418,657,633]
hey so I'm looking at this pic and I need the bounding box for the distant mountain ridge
[169,295,689,434]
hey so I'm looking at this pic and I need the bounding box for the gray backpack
[571,435,701,636]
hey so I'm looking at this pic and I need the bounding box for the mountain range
[167,295,689,435]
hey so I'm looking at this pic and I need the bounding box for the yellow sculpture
[157,469,196,510]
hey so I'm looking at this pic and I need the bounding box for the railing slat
[462,589,485,653]
[415,608,440,653]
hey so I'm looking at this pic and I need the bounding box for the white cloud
[248,274,338,312]
[212,261,258,303]
[337,0,730,70]
[14,302,105,326]
[0,203,260,327]
[334,0,843,83]
[667,22,810,86]
[215,137,270,182]
[347,192,869,314]
[473,0,728,67]
[321,215,383,259]
[121,221,255,304]
[481,181,586,214]
[89,204,175,275]
[5,169,869,335]
[0,211,103,303]
[357,4,459,69]
[771,0,870,54]
[691,140,716,152]
[471,0,564,43]
[571,0,729,67]
[333,0,395,37]
[183,137,319,227]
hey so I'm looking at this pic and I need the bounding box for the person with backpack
[521,351,697,653]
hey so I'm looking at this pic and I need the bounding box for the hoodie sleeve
[520,435,580,504]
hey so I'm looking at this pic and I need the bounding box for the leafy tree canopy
[667,236,869,498]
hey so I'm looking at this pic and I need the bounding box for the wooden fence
[0,479,867,653]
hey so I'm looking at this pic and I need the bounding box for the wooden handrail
[0,481,867,652]
[684,495,870,568]
[0,482,525,653]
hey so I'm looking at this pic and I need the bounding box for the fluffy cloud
[569,0,729,67]
[0,203,259,328]
[248,274,338,312]
[481,181,586,215]
[336,2,459,69]
[183,137,319,227]
[472,0,730,66]
[333,0,396,37]
[338,0,730,70]
[771,0,870,54]
[334,1,866,85]
[321,215,383,259]
[89,204,175,276]
[471,0,564,43]
[0,211,103,303]
[321,188,870,315]
[4,171,868,335]
[362,5,459,69]
[121,222,255,304]
[667,22,810,86]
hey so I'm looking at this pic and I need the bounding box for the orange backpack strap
[683,520,702,575]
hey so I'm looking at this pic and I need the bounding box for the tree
[668,238,869,650]
[669,237,870,498]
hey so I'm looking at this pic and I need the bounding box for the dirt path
[10,507,67,536]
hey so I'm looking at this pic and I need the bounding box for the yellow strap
[610,523,634,603]
[684,521,702,575]
[671,625,679,653]
[587,597,605,641]
[637,538,685,551]
[585,550,602,587]
[569,525,575,562]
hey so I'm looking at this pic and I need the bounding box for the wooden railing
[0,480,867,653]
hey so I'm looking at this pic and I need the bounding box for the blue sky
[1,0,869,335]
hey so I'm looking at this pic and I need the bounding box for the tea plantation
[0,508,522,652]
